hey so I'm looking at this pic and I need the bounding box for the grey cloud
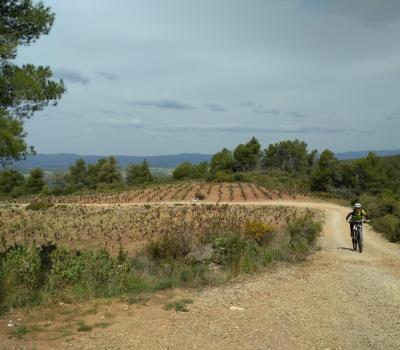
[53,68,90,85]
[204,103,228,112]
[97,71,119,80]
[130,98,195,110]
[152,123,352,135]
[253,108,280,115]
[239,101,255,107]
[99,118,143,128]
[302,0,400,25]
[99,109,115,115]
[386,113,400,121]
[252,109,306,118]
[288,112,307,119]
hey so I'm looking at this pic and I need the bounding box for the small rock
[229,306,244,311]
[187,244,214,262]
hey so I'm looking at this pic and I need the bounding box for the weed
[11,324,41,338]
[77,322,92,332]
[125,295,148,305]
[94,322,111,328]
[164,299,193,312]
[58,328,74,338]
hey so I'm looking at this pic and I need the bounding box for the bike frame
[353,221,363,252]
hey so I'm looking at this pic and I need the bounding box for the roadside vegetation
[0,204,321,312]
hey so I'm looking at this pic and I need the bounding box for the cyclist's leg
[350,223,355,238]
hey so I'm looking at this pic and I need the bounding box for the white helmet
[354,203,362,209]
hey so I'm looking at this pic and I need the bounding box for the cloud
[288,112,307,119]
[204,103,228,112]
[152,123,353,135]
[239,101,256,107]
[252,109,306,118]
[99,118,143,128]
[302,0,400,25]
[53,68,90,85]
[130,98,195,110]
[99,109,115,115]
[97,71,119,80]
[253,108,280,115]
[386,113,400,121]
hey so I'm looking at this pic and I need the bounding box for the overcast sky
[18,0,400,155]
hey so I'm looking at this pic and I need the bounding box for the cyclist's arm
[362,210,370,220]
[346,212,353,221]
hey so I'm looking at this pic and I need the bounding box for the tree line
[172,137,400,199]
[0,157,153,197]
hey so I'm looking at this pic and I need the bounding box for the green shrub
[373,215,400,242]
[1,247,42,307]
[49,248,85,292]
[287,211,321,245]
[286,211,322,257]
[82,250,114,291]
[212,232,246,266]
[360,194,400,218]
[25,201,54,211]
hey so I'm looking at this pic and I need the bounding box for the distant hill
[9,153,213,173]
[335,149,400,160]
[7,149,400,173]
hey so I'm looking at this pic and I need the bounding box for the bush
[1,246,42,307]
[195,192,206,200]
[373,215,400,242]
[26,201,54,211]
[212,232,246,266]
[49,248,85,292]
[244,222,275,245]
[49,248,147,299]
[359,194,400,218]
[146,233,191,260]
[286,211,322,257]
[82,250,115,296]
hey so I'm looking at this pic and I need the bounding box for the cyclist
[346,203,369,245]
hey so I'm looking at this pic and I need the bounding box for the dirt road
[3,200,400,349]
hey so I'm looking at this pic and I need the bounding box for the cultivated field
[0,203,300,254]
[48,182,306,205]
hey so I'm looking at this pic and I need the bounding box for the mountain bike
[349,220,370,253]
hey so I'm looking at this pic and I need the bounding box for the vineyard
[49,182,305,205]
[0,204,302,254]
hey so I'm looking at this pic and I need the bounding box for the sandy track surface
[3,200,400,349]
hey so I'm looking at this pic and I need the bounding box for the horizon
[27,146,400,158]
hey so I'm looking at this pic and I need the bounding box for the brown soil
[1,200,400,349]
[48,182,306,205]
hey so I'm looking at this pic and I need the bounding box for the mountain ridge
[7,149,400,172]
